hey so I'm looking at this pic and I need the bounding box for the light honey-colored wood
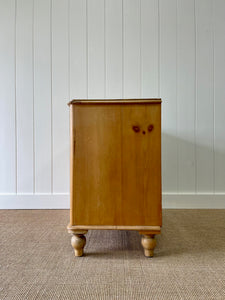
[141,234,156,257]
[69,229,88,256]
[69,105,76,226]
[121,104,161,226]
[68,99,162,257]
[71,104,122,225]
[67,228,88,235]
[68,98,162,105]
[71,233,87,257]
[67,224,161,231]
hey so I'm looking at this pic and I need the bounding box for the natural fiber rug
[0,209,225,299]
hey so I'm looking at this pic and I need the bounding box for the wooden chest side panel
[121,104,162,226]
[70,103,161,227]
[71,105,122,225]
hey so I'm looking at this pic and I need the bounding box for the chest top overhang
[68,99,162,106]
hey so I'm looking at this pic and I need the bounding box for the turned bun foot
[141,234,156,257]
[70,231,87,257]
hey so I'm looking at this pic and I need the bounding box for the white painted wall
[0,0,225,208]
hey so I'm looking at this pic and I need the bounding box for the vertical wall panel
[214,0,225,192]
[141,0,159,97]
[1,0,225,207]
[177,0,195,192]
[0,0,16,193]
[33,0,51,193]
[123,0,141,98]
[195,0,214,193]
[16,0,34,193]
[160,0,178,192]
[70,0,87,99]
[87,0,105,98]
[52,0,69,193]
[105,0,122,98]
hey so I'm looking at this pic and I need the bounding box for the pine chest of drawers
[67,99,162,257]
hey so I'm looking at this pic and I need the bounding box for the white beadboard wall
[0,0,225,209]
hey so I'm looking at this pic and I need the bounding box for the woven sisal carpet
[0,209,225,299]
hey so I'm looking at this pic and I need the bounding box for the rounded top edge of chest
[67,98,162,106]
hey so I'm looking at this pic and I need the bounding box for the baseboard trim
[0,193,225,209]
[162,194,225,209]
[0,194,70,209]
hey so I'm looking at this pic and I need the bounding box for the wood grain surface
[70,101,161,227]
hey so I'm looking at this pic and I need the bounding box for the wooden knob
[132,125,140,133]
[148,124,154,132]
